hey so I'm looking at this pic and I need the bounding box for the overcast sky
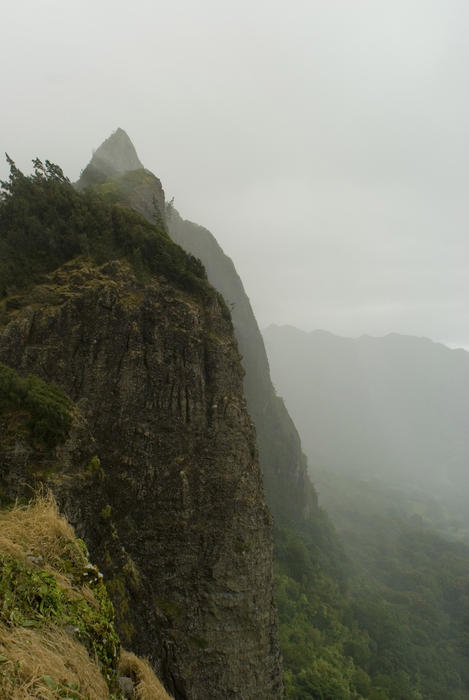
[3,1,469,347]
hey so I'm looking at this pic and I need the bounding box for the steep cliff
[77,130,317,529]
[167,211,316,526]
[0,159,282,699]
[75,130,348,696]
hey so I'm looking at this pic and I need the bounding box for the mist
[3,0,469,347]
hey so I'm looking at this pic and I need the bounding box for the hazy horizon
[263,323,469,352]
[4,1,469,347]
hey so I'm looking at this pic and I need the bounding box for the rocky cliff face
[167,210,316,525]
[78,129,317,528]
[0,164,282,699]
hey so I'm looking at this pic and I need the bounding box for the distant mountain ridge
[263,324,469,495]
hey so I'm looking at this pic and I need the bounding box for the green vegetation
[0,554,119,677]
[0,495,120,695]
[277,473,469,699]
[0,495,173,699]
[276,525,367,700]
[0,362,71,447]
[0,157,213,302]
[86,455,105,481]
[101,504,112,519]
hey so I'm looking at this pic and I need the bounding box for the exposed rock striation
[167,210,316,525]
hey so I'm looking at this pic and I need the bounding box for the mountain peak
[76,129,144,189]
[90,128,144,175]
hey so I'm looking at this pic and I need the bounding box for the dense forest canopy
[276,475,469,699]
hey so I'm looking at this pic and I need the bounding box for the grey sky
[3,1,469,347]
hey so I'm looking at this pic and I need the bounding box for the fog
[264,324,469,493]
[3,0,469,346]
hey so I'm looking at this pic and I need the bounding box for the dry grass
[119,651,173,700]
[0,492,84,574]
[0,494,173,700]
[0,624,110,699]
[0,494,111,698]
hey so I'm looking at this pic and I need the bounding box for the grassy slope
[0,494,172,699]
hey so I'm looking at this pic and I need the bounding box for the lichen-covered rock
[0,259,282,699]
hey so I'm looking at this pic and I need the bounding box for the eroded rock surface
[0,259,282,699]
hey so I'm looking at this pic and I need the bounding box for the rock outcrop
[78,128,144,185]
[77,130,166,227]
[0,163,282,699]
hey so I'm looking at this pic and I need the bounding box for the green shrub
[0,156,214,304]
[0,363,71,447]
